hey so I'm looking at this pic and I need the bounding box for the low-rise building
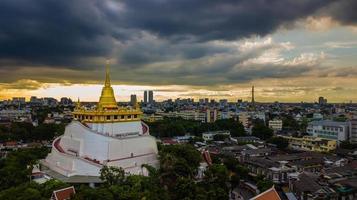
[280,135,337,152]
[202,130,230,141]
[269,119,283,132]
[158,109,217,123]
[142,114,164,122]
[0,109,32,122]
[245,158,295,184]
[290,172,337,200]
[307,120,349,143]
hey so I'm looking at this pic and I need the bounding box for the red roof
[250,186,281,200]
[162,138,178,145]
[52,186,76,200]
[5,141,17,146]
[202,150,212,166]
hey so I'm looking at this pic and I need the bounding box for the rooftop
[250,186,281,200]
[309,120,348,127]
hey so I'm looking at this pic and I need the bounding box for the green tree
[230,174,240,190]
[340,141,357,149]
[0,184,44,200]
[214,119,246,137]
[252,123,273,140]
[213,133,230,141]
[100,166,126,186]
[255,175,273,192]
[204,164,229,185]
[267,137,289,150]
[0,147,49,190]
[282,115,299,130]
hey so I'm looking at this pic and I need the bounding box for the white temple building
[41,64,158,183]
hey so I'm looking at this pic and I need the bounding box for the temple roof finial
[75,97,81,109]
[98,60,118,109]
[105,59,111,87]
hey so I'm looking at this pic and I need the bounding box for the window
[106,116,110,120]
[134,115,137,118]
[121,115,124,119]
[114,115,118,120]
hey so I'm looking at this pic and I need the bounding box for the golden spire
[105,59,111,87]
[98,61,118,110]
[75,98,81,109]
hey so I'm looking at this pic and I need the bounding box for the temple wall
[46,121,158,177]
[107,153,159,169]
[107,136,158,160]
[87,121,143,136]
[61,122,109,161]
[60,121,158,162]
[45,150,74,176]
[72,158,101,176]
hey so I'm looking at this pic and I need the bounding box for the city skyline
[0,0,356,102]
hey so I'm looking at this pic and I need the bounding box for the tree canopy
[147,117,245,138]
[267,137,289,150]
[252,122,274,140]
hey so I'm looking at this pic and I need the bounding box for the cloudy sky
[0,0,356,102]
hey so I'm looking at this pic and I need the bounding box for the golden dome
[98,63,118,110]
[73,62,143,123]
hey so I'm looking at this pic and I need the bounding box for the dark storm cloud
[0,0,116,68]
[321,0,357,25]
[0,0,356,86]
[0,0,340,66]
[119,0,335,41]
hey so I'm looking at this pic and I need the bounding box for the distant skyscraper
[148,90,154,103]
[144,91,148,103]
[204,98,209,104]
[350,117,357,143]
[251,86,255,104]
[318,96,327,105]
[251,86,255,110]
[60,97,72,106]
[130,94,137,106]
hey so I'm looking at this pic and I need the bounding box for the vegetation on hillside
[147,117,246,138]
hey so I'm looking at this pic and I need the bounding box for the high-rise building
[349,117,357,143]
[60,97,73,106]
[219,99,228,107]
[12,97,26,105]
[251,86,255,104]
[144,91,148,103]
[30,96,43,105]
[204,98,209,104]
[318,96,327,105]
[130,94,137,106]
[148,90,154,104]
[251,86,255,110]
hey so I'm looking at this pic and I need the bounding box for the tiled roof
[250,186,281,200]
[52,186,76,200]
[293,173,322,193]
[246,158,279,168]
